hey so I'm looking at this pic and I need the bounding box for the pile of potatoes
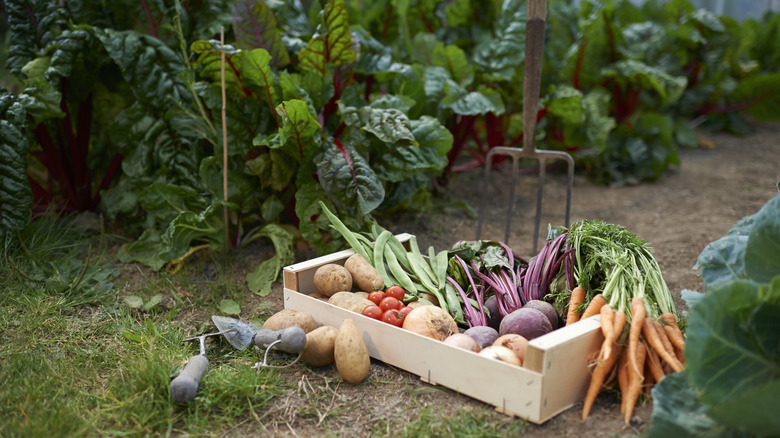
[263,308,371,384]
[311,254,385,314]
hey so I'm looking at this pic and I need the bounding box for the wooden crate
[282,234,603,424]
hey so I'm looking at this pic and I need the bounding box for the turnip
[523,300,559,330]
[463,325,500,349]
[484,295,502,330]
[498,308,552,340]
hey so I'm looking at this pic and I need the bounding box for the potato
[328,291,375,314]
[334,319,370,384]
[301,325,338,367]
[312,264,353,297]
[353,291,369,300]
[344,254,384,292]
[262,309,318,333]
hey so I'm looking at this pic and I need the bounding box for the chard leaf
[119,229,167,271]
[158,202,223,263]
[231,0,290,67]
[370,94,417,113]
[600,60,687,105]
[190,40,251,97]
[547,85,583,125]
[239,49,281,113]
[432,44,473,87]
[95,29,191,113]
[137,183,206,223]
[246,224,294,296]
[472,0,526,81]
[298,0,356,76]
[442,83,505,116]
[374,116,452,183]
[274,99,322,155]
[5,0,65,76]
[582,89,616,149]
[316,138,384,216]
[685,276,780,437]
[198,156,256,205]
[730,72,780,122]
[0,91,33,238]
[743,194,780,284]
[442,0,471,27]
[351,26,394,74]
[339,103,415,144]
[294,183,342,254]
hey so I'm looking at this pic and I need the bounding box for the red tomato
[379,296,403,312]
[361,305,382,320]
[385,285,405,301]
[381,309,404,327]
[398,306,413,317]
[367,291,386,306]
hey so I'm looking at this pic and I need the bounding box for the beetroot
[498,308,552,340]
[484,295,502,331]
[523,300,560,330]
[463,325,500,349]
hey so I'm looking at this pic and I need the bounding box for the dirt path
[252,121,779,437]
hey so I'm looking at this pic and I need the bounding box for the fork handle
[523,0,548,153]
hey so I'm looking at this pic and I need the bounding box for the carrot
[643,363,655,399]
[643,339,665,383]
[628,297,646,378]
[618,347,629,414]
[599,304,614,359]
[660,313,686,355]
[624,341,646,424]
[566,286,586,325]
[642,318,683,373]
[652,320,677,360]
[582,294,606,319]
[582,343,623,420]
[603,309,626,361]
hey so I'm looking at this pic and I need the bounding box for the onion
[402,306,457,341]
[478,346,522,367]
[443,333,481,352]
[492,334,528,363]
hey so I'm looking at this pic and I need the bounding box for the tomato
[398,306,413,317]
[379,296,403,312]
[367,291,386,306]
[385,285,405,301]
[381,309,404,327]
[361,305,383,320]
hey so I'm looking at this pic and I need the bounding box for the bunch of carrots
[567,287,686,423]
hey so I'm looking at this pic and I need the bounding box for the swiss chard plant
[648,192,780,438]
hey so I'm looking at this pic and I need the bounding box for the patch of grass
[385,406,528,437]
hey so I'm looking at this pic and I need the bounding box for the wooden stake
[220,26,229,251]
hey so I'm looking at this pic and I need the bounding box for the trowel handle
[253,326,307,354]
[170,355,209,403]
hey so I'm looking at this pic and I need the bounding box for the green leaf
[158,202,223,262]
[370,94,416,113]
[685,277,780,437]
[730,73,780,122]
[190,40,249,97]
[472,0,526,81]
[647,372,746,438]
[124,295,144,309]
[743,194,780,284]
[0,90,33,239]
[231,0,290,67]
[442,0,471,27]
[600,60,687,105]
[351,26,394,74]
[246,224,294,296]
[218,299,242,315]
[316,138,384,216]
[442,83,505,116]
[432,44,473,87]
[119,229,167,271]
[298,0,356,76]
[547,85,583,125]
[143,294,163,311]
[240,49,281,112]
[5,0,65,76]
[339,103,415,144]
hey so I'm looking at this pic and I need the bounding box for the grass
[1,215,531,437]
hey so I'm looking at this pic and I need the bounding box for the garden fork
[476,0,574,253]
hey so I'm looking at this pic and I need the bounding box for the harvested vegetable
[623,342,646,423]
[565,286,586,325]
[478,346,522,367]
[328,292,375,314]
[334,319,370,384]
[463,325,500,349]
[301,326,338,367]
[402,306,457,341]
[498,307,552,340]
[523,300,559,330]
[344,253,384,292]
[263,309,318,333]
[492,334,529,363]
[582,343,623,420]
[313,264,353,297]
[581,294,606,319]
[443,333,481,352]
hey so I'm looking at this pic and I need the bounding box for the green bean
[385,246,418,295]
[318,201,371,261]
[373,230,397,288]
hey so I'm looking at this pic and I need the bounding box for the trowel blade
[211,315,258,350]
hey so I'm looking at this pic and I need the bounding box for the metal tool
[169,329,233,403]
[211,315,307,369]
[476,0,574,253]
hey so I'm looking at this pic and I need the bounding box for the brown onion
[478,346,522,367]
[402,306,457,341]
[492,334,528,364]
[443,333,481,352]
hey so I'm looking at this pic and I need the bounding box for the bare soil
[128,121,780,437]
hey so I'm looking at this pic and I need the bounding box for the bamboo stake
[220,26,229,251]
